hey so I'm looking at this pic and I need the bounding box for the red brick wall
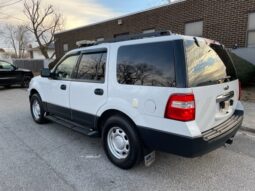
[54,0,255,58]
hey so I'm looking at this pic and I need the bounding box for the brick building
[54,0,255,59]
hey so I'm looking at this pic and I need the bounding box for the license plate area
[219,99,234,113]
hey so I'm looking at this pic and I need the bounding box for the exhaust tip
[226,138,233,145]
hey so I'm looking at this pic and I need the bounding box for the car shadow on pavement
[1,111,254,191]
[0,85,27,91]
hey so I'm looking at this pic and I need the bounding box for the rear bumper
[138,110,244,157]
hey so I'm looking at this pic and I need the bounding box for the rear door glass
[184,39,237,87]
[76,52,106,83]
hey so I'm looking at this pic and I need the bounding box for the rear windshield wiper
[194,37,200,47]
[217,76,231,82]
[196,76,232,86]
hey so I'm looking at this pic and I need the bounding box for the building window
[96,37,105,42]
[143,29,156,34]
[117,19,123,25]
[247,12,255,47]
[184,21,203,37]
[63,44,69,52]
[114,32,129,38]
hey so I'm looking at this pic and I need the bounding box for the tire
[21,76,31,88]
[30,93,47,124]
[102,115,142,169]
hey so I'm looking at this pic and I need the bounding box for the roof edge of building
[55,0,186,36]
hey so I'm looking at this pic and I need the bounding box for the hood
[16,68,32,73]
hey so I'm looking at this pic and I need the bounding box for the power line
[0,16,9,20]
[0,0,20,5]
[0,0,24,8]
[0,12,26,21]
[0,0,25,22]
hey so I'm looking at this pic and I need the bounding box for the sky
[0,0,175,48]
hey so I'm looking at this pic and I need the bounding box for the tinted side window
[0,61,14,70]
[55,55,79,79]
[117,42,176,87]
[76,52,106,82]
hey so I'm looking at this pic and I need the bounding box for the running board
[45,115,99,137]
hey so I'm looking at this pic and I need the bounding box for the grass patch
[229,52,255,86]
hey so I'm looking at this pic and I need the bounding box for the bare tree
[24,0,64,59]
[0,24,30,58]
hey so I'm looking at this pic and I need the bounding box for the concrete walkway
[242,101,255,132]
[2,89,255,191]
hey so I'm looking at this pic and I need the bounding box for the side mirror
[41,68,51,78]
[12,65,18,71]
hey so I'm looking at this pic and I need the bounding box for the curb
[240,126,255,134]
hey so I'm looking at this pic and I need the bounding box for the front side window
[0,61,14,70]
[76,52,106,82]
[185,39,237,87]
[117,42,176,87]
[55,55,79,80]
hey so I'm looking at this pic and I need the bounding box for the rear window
[184,39,237,87]
[117,42,176,87]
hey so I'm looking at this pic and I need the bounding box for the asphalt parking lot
[1,88,255,191]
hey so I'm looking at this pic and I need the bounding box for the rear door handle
[60,84,67,90]
[94,88,104,95]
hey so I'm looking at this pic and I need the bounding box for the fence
[13,59,52,73]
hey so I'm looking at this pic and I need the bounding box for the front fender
[28,76,46,101]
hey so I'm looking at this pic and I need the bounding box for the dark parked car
[0,60,34,88]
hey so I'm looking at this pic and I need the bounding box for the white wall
[43,59,54,68]
[32,50,55,59]
[0,53,12,63]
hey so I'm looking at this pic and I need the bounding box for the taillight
[238,80,242,100]
[165,94,195,121]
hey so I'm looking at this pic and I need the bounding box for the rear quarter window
[116,41,176,87]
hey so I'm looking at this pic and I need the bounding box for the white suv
[29,31,244,169]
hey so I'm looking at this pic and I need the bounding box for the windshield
[184,39,237,87]
[0,61,14,70]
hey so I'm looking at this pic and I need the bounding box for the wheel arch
[96,109,140,137]
[29,89,39,100]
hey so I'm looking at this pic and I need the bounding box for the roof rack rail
[76,40,96,48]
[96,30,172,44]
[76,30,172,47]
